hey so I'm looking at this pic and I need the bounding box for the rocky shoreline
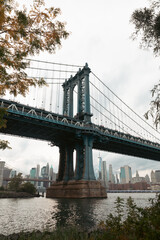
[0,191,36,198]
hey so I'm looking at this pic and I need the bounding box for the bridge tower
[46,64,107,198]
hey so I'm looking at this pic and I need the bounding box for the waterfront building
[0,161,5,187]
[120,165,132,184]
[151,170,156,183]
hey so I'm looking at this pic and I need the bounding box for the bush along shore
[0,174,38,198]
[0,194,160,240]
[0,191,37,198]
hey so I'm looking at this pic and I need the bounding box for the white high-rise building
[36,164,40,178]
[0,161,5,187]
[151,170,156,183]
[98,156,102,180]
[116,174,119,184]
[109,164,115,183]
[101,161,108,187]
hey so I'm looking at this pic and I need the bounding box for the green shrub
[99,194,160,240]
[20,182,36,195]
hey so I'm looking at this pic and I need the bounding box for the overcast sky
[1,0,160,179]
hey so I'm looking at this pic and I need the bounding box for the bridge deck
[0,98,160,161]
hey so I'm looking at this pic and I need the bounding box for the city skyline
[1,159,160,189]
[0,0,160,176]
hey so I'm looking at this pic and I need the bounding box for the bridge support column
[57,145,66,181]
[63,146,74,181]
[74,144,84,180]
[82,135,95,180]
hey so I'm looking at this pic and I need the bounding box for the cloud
[1,0,160,178]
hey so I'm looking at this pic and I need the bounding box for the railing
[1,98,160,150]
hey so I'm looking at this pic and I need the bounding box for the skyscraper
[98,156,102,180]
[109,164,115,183]
[101,160,108,187]
[116,173,119,184]
[36,164,40,179]
[151,170,156,183]
[120,165,132,183]
[30,168,36,185]
[0,161,5,187]
[41,166,47,178]
[145,174,150,183]
[30,168,36,178]
[46,163,49,177]
[155,170,160,183]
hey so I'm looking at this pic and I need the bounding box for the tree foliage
[8,172,23,191]
[8,174,36,194]
[130,1,160,56]
[0,0,69,97]
[99,195,160,240]
[131,1,160,128]
[20,182,36,194]
[0,0,69,149]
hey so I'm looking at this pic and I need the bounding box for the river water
[0,193,157,235]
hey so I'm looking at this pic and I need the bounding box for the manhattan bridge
[0,59,160,197]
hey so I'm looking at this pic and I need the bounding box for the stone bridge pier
[46,64,107,198]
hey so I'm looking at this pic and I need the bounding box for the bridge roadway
[0,98,160,161]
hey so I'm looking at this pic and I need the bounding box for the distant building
[132,170,145,183]
[41,164,50,178]
[151,170,156,183]
[120,165,132,184]
[109,164,115,183]
[36,164,40,179]
[0,161,5,187]
[30,167,36,185]
[145,174,150,184]
[101,161,108,187]
[98,156,102,180]
[46,163,49,177]
[10,170,16,178]
[116,174,119,184]
[30,168,36,179]
[155,170,160,183]
[3,167,12,187]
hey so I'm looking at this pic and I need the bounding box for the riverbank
[0,229,94,240]
[0,191,37,198]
